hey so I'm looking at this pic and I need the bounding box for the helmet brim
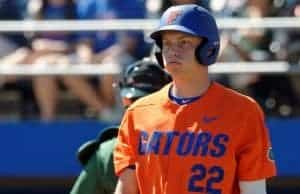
[120,87,149,99]
[150,25,198,41]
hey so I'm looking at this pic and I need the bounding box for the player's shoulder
[216,82,261,110]
[97,137,117,159]
[97,126,118,143]
[98,138,117,153]
[127,83,170,111]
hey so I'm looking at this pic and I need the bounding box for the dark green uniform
[70,128,118,194]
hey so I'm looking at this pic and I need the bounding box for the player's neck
[171,76,211,98]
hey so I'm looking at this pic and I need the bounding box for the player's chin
[165,63,183,75]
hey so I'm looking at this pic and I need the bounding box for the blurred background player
[70,58,171,194]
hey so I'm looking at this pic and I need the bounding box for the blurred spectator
[247,0,300,117]
[0,0,28,56]
[0,0,299,119]
[74,0,150,120]
[274,0,300,63]
[0,0,38,120]
[75,0,148,64]
[159,0,210,13]
[209,0,246,17]
[0,0,29,86]
[26,0,104,121]
[218,0,299,117]
[284,0,300,64]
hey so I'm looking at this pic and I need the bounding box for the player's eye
[178,39,192,49]
[162,40,171,48]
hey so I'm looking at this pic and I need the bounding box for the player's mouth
[168,61,181,65]
[166,59,182,65]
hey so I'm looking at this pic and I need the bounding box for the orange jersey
[114,82,276,194]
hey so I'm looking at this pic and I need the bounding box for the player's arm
[115,168,138,194]
[237,101,276,181]
[239,179,267,194]
[114,110,139,194]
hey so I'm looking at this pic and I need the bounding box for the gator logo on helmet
[167,10,182,25]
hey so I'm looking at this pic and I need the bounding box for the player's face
[161,31,204,79]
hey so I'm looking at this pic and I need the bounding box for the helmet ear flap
[152,40,164,68]
[195,40,220,66]
[154,49,164,68]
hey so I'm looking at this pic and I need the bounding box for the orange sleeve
[237,101,276,181]
[114,110,137,176]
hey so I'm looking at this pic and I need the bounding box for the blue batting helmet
[150,4,220,66]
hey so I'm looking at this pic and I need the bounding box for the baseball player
[114,4,276,194]
[70,58,171,194]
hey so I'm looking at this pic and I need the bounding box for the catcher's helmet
[119,58,171,100]
[150,4,220,66]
